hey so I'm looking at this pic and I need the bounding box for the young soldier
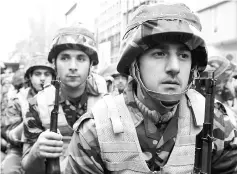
[21,24,106,174]
[110,66,128,95]
[206,56,236,105]
[205,56,237,126]
[1,55,55,174]
[101,63,129,95]
[65,3,237,174]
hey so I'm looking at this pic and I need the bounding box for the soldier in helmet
[100,63,129,95]
[1,69,26,157]
[206,56,236,105]
[205,56,237,126]
[65,3,237,174]
[21,24,106,174]
[23,55,56,90]
[1,55,55,174]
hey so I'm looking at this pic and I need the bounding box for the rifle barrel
[45,79,61,174]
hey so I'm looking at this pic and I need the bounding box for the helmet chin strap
[130,62,195,104]
[160,100,180,109]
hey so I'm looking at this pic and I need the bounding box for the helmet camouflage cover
[117,3,208,75]
[206,56,236,89]
[25,54,56,79]
[48,24,98,65]
[206,56,230,79]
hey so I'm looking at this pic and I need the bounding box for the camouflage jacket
[65,80,237,174]
[1,87,36,147]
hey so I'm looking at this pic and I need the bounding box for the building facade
[197,0,237,62]
[64,0,237,69]
[95,0,159,70]
[95,0,122,69]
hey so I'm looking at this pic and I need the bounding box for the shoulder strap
[92,73,108,94]
[103,95,124,134]
[36,85,68,128]
[36,85,55,124]
[87,94,103,112]
[186,89,205,126]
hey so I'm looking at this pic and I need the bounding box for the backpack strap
[103,95,124,134]
[186,89,205,126]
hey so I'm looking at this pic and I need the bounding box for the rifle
[45,78,61,174]
[193,71,216,174]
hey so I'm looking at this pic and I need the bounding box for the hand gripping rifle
[193,71,216,174]
[45,78,61,174]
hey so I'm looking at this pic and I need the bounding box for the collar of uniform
[124,79,177,122]
[27,88,38,105]
[58,80,100,104]
[123,79,178,141]
[123,79,144,127]
[134,92,178,140]
[86,77,102,96]
[58,88,88,107]
[28,88,37,99]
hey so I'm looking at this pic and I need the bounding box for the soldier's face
[113,74,128,93]
[56,49,90,89]
[30,68,53,91]
[138,41,192,95]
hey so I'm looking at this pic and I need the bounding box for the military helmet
[205,56,235,92]
[205,56,230,79]
[48,24,98,65]
[25,54,56,79]
[117,3,207,75]
[206,56,236,80]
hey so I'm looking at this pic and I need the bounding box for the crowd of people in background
[1,2,237,174]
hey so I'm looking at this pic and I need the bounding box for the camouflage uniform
[65,3,237,174]
[1,88,36,174]
[0,74,13,169]
[205,56,236,99]
[205,56,237,126]
[65,79,237,173]
[1,74,14,119]
[22,24,107,174]
[22,75,104,160]
[1,55,55,174]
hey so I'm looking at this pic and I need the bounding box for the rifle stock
[45,79,61,174]
[194,71,216,174]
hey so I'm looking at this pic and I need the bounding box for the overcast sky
[0,0,100,62]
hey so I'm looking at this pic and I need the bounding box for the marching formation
[1,2,237,174]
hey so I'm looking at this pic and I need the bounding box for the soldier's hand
[34,130,63,159]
